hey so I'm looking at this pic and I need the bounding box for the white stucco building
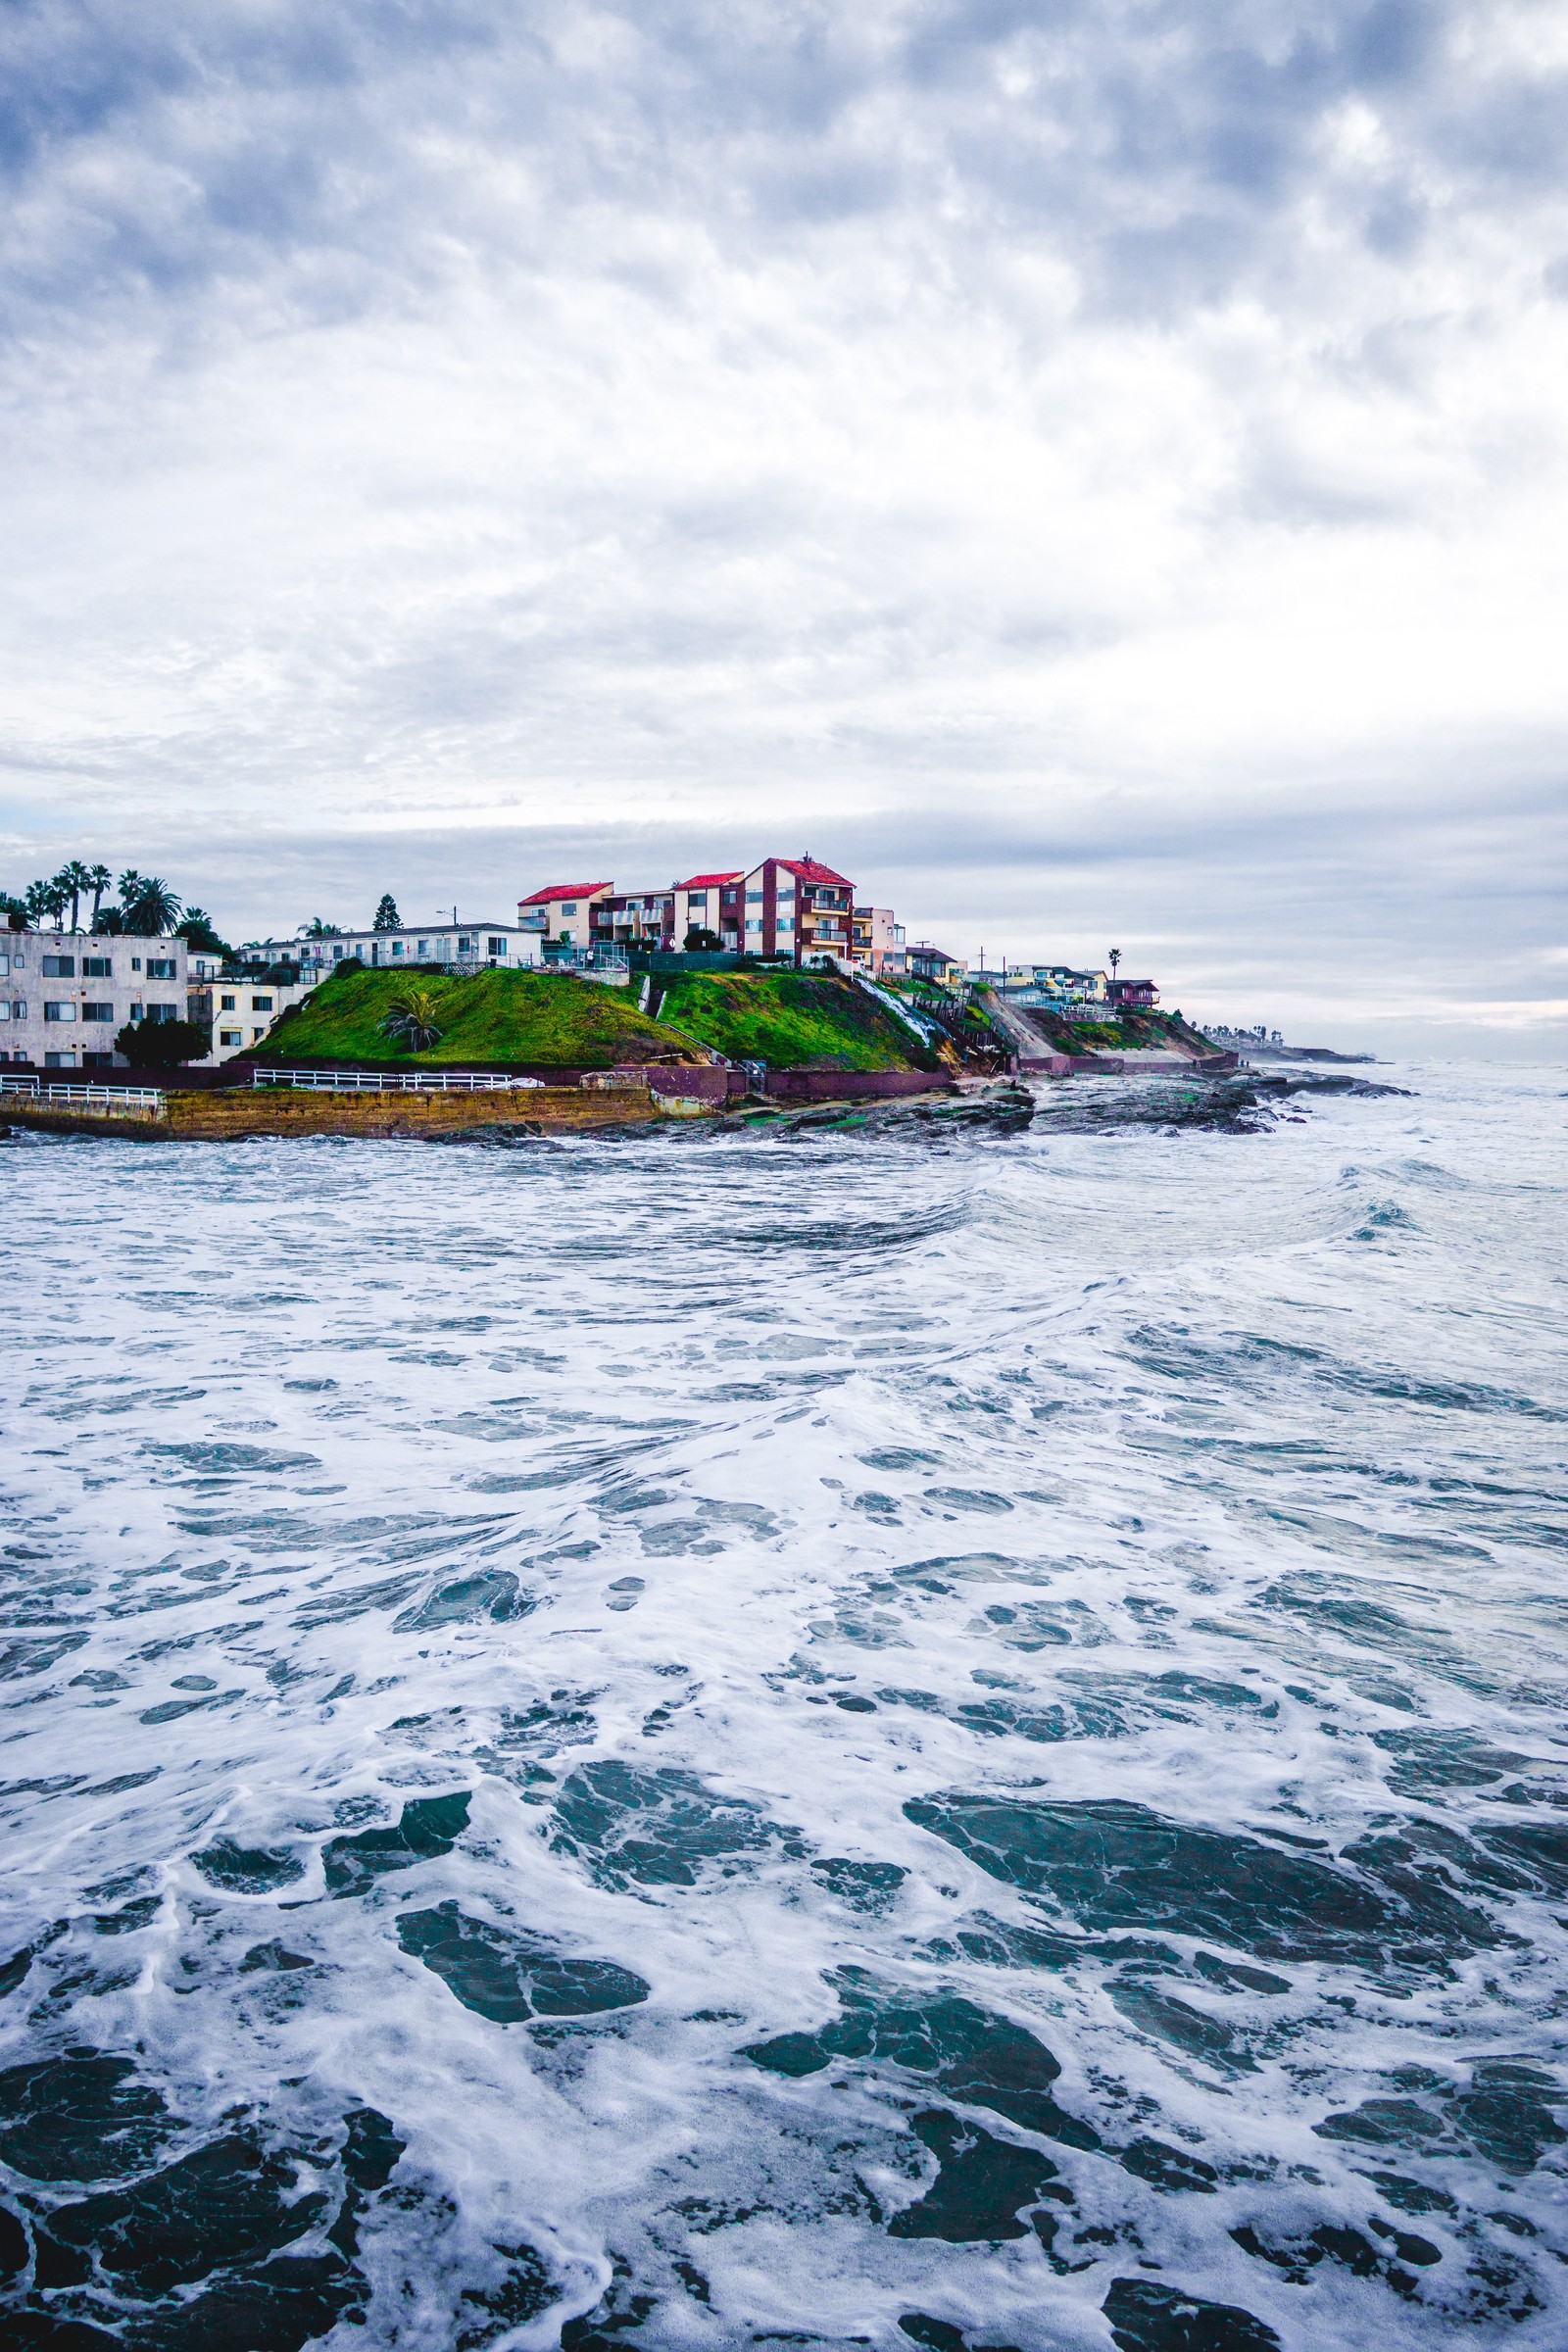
[0,931,190,1069]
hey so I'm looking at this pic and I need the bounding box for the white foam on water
[0,1061,1563,2350]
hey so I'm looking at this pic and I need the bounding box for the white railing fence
[251,1067,545,1094]
[0,1078,166,1115]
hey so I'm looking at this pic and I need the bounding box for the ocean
[1,1063,1564,2352]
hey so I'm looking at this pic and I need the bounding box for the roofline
[517,882,613,904]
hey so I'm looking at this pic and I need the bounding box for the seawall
[0,1086,661,1143]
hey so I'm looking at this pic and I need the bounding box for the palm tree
[297,916,339,939]
[86,863,112,924]
[122,875,183,937]
[1108,948,1121,978]
[57,859,93,930]
[380,985,443,1053]
[24,880,54,929]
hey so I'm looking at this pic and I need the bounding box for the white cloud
[1,0,1565,1040]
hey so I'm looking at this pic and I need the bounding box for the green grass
[250,965,703,1069]
[653,970,927,1070]
[1021,1005,1221,1054]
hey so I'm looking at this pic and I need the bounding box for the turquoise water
[1,1063,1563,2349]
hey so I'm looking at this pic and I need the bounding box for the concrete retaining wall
[760,1068,952,1103]
[0,1087,661,1143]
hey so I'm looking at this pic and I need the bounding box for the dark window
[81,1003,115,1022]
[146,958,176,980]
[82,1052,113,1068]
[251,996,273,1012]
[82,956,112,978]
[42,956,74,977]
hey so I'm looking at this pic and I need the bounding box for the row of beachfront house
[515,856,906,975]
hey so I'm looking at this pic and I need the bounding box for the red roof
[775,857,852,887]
[674,871,743,889]
[518,881,612,905]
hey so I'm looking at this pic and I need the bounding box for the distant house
[853,906,906,976]
[516,883,614,948]
[742,857,856,963]
[263,922,542,978]
[1107,977,1158,1009]
[906,942,965,987]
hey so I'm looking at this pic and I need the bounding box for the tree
[297,916,340,939]
[176,907,230,956]
[121,875,183,936]
[25,878,66,929]
[86,863,112,923]
[684,926,721,953]
[58,860,93,930]
[372,894,401,932]
[379,985,443,1053]
[1,893,26,931]
[114,1015,211,1068]
[93,904,125,934]
[1108,948,1121,978]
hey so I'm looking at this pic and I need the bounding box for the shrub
[114,1016,212,1067]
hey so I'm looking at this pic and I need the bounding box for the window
[44,1002,76,1022]
[0,1002,10,1021]
[392,941,405,956]
[81,1004,115,1023]
[0,956,8,975]
[457,936,472,953]
[559,902,577,915]
[129,1002,143,1021]
[45,1051,77,1067]
[416,940,429,956]
[82,956,112,978]
[220,994,237,1010]
[83,1052,113,1069]
[332,946,344,959]
[746,890,764,904]
[42,956,74,977]
[251,996,273,1012]
[252,1027,266,1042]
[746,917,762,933]
[131,956,141,971]
[146,958,175,980]
[487,937,506,956]
[220,1029,242,1047]
[144,1004,177,1024]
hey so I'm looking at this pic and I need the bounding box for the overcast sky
[3,0,1566,1047]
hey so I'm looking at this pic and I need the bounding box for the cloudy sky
[3,0,1566,1046]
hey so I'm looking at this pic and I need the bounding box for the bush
[114,1016,212,1067]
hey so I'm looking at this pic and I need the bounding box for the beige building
[0,930,189,1070]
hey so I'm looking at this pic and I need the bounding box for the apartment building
[518,857,871,969]
[587,888,676,952]
[740,858,856,963]
[0,930,188,1069]
[852,906,906,976]
[671,873,744,949]
[515,886,613,947]
[187,969,316,1061]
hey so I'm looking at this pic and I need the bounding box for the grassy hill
[1020,1004,1222,1055]
[653,969,930,1071]
[249,966,706,1070]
